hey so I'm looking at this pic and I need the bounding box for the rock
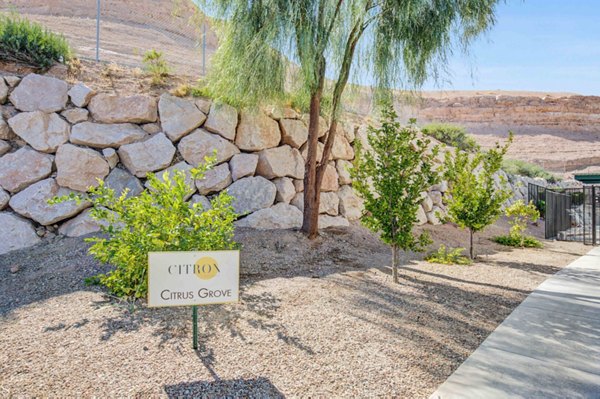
[279,118,308,148]
[431,181,449,192]
[9,178,89,225]
[0,78,7,104]
[331,134,354,160]
[106,168,143,198]
[204,102,237,141]
[416,205,428,225]
[190,194,212,211]
[229,153,258,181]
[0,147,53,193]
[158,94,207,141]
[102,148,119,168]
[195,97,212,114]
[56,144,109,191]
[118,133,175,177]
[0,187,9,210]
[196,163,232,195]
[236,203,303,230]
[318,215,349,229]
[88,94,158,123]
[336,160,353,185]
[68,83,95,107]
[256,145,304,179]
[58,208,103,237]
[0,212,41,254]
[429,190,443,206]
[266,106,298,120]
[427,206,444,225]
[0,115,10,140]
[421,194,434,212]
[0,140,10,156]
[142,123,161,134]
[226,176,276,215]
[8,111,70,153]
[290,191,339,215]
[10,265,20,273]
[342,121,356,143]
[70,122,146,149]
[300,141,324,162]
[4,76,20,88]
[61,108,89,124]
[9,73,68,112]
[300,114,328,137]
[293,179,303,192]
[273,177,295,204]
[178,129,240,166]
[150,161,195,196]
[338,185,363,220]
[235,110,281,151]
[321,163,339,192]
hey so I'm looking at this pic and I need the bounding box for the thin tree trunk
[469,229,474,259]
[392,245,399,284]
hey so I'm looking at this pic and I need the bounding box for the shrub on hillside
[0,15,72,69]
[142,49,171,86]
[426,245,472,265]
[421,123,479,152]
[502,159,558,183]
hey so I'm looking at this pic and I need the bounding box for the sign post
[148,250,240,349]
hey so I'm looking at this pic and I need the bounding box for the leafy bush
[426,245,472,265]
[0,15,72,68]
[421,123,479,152]
[142,49,171,86]
[50,157,238,299]
[492,235,542,248]
[502,159,558,183]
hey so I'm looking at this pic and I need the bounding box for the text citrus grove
[160,288,233,301]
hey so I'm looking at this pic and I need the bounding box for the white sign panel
[148,250,239,307]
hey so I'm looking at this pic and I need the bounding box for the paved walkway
[430,247,600,399]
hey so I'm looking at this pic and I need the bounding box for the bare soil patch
[0,220,589,398]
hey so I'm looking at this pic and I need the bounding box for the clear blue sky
[421,0,600,95]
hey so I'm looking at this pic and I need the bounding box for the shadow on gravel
[164,378,285,399]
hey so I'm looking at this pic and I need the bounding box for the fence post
[593,186,597,245]
[95,0,101,62]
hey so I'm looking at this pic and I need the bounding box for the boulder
[0,147,53,193]
[9,73,68,112]
[196,163,232,195]
[279,118,308,148]
[321,163,339,192]
[266,106,298,120]
[61,108,89,124]
[272,177,295,204]
[58,209,103,237]
[431,180,449,193]
[256,145,304,179]
[88,94,158,123]
[204,102,237,141]
[429,190,443,206]
[9,178,89,225]
[331,134,354,160]
[4,76,20,88]
[427,206,444,225]
[421,194,434,212]
[118,133,175,177]
[235,110,281,151]
[290,191,339,215]
[142,123,161,134]
[0,187,9,210]
[68,83,95,107]
[293,179,303,192]
[229,153,258,181]
[416,205,428,225]
[190,194,212,211]
[300,114,328,137]
[106,168,143,198]
[0,212,41,255]
[236,203,303,229]
[0,78,7,104]
[158,94,207,141]
[0,140,10,156]
[150,161,195,196]
[300,141,324,162]
[102,148,119,168]
[226,176,276,215]
[318,215,349,229]
[195,97,212,114]
[337,185,363,220]
[56,144,110,191]
[70,122,146,149]
[178,129,240,166]
[336,160,353,185]
[0,115,10,140]
[8,111,70,153]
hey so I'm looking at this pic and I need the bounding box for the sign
[148,250,239,307]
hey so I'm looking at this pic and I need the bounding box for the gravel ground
[0,220,589,398]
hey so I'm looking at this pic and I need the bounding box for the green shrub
[492,235,542,248]
[426,245,472,265]
[502,159,558,183]
[0,15,72,68]
[421,123,479,152]
[142,49,171,86]
[50,156,238,299]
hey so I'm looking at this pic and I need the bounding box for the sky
[420,0,600,95]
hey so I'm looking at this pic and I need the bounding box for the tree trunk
[392,245,399,284]
[469,229,474,259]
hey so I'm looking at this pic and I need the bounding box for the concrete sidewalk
[430,247,600,399]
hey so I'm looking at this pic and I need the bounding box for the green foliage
[444,133,513,258]
[421,123,479,152]
[505,200,540,238]
[502,159,558,183]
[50,156,238,299]
[0,15,72,68]
[492,235,542,248]
[142,49,171,86]
[426,245,472,265]
[351,105,440,282]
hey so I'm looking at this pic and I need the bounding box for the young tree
[444,135,513,259]
[200,0,501,238]
[504,200,541,247]
[352,106,440,283]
